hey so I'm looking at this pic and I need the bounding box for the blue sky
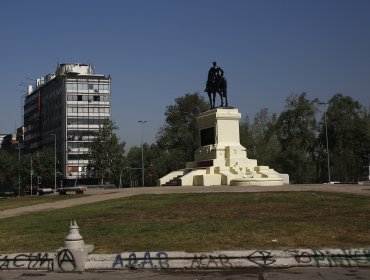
[1,0,369,148]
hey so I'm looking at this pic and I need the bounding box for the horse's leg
[224,90,228,107]
[218,92,224,107]
[212,92,216,109]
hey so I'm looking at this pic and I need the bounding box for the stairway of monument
[162,174,183,186]
[162,169,194,186]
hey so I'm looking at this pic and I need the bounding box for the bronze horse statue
[205,62,228,109]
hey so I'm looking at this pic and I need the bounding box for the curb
[1,248,370,272]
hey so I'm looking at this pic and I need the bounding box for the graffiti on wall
[247,251,276,267]
[2,248,370,271]
[0,253,53,270]
[283,249,370,268]
[56,249,76,272]
[112,252,169,269]
[189,254,233,268]
[109,249,370,269]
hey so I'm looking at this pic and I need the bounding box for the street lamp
[30,155,33,196]
[16,144,23,196]
[119,167,126,189]
[50,134,57,191]
[319,102,331,183]
[138,121,147,187]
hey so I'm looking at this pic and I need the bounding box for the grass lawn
[0,191,370,253]
[0,194,87,211]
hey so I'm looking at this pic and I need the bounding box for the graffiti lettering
[128,252,138,268]
[190,254,232,268]
[284,250,312,264]
[0,256,9,270]
[312,249,370,267]
[56,249,76,272]
[247,251,276,267]
[113,252,170,269]
[141,252,153,268]
[112,254,124,269]
[0,253,53,271]
[156,252,169,268]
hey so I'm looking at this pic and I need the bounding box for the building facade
[23,63,111,185]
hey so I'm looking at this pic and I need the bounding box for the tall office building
[23,63,111,185]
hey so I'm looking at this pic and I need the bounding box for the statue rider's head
[213,61,217,66]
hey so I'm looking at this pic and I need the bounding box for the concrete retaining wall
[1,222,369,272]
[2,249,370,272]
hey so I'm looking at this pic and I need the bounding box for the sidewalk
[1,267,370,280]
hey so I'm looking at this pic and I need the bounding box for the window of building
[93,95,100,101]
[66,82,77,92]
[99,83,109,91]
[77,95,82,101]
[78,83,88,91]
[67,95,78,101]
[68,154,89,160]
[67,118,106,126]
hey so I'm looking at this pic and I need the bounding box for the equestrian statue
[204,61,228,109]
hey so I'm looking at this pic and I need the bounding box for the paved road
[1,267,370,279]
[1,184,370,219]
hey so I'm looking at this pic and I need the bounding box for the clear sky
[1,0,369,148]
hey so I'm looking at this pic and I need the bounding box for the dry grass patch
[1,191,370,253]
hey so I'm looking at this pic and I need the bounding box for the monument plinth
[158,107,287,186]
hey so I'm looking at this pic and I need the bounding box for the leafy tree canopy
[156,92,208,165]
[88,119,126,184]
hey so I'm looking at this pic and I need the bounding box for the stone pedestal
[189,108,257,169]
[158,108,287,186]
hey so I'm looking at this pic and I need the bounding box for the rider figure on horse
[206,61,224,90]
[205,61,228,109]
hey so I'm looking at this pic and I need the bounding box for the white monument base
[158,108,287,186]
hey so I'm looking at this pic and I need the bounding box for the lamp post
[119,167,125,189]
[50,134,57,191]
[120,167,142,188]
[138,121,147,187]
[30,155,33,196]
[319,102,331,183]
[17,144,23,196]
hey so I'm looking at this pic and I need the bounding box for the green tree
[277,93,318,183]
[88,119,126,185]
[124,143,167,187]
[0,150,18,193]
[156,92,209,168]
[0,147,56,194]
[29,147,55,188]
[252,109,281,168]
[322,94,370,182]
[240,109,282,170]
[240,115,257,158]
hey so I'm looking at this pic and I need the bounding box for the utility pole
[319,102,331,183]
